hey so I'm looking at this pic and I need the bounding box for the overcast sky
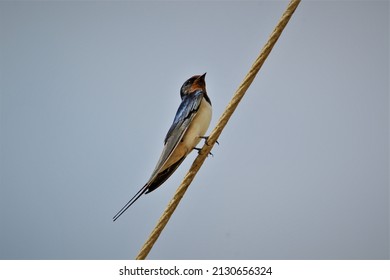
[0,0,388,260]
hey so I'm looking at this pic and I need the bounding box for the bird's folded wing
[148,90,204,181]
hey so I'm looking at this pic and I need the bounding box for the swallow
[113,73,212,221]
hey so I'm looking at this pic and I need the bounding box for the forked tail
[113,184,148,221]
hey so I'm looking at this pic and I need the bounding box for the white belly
[181,98,212,152]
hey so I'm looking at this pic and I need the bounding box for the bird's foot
[199,136,219,146]
[194,147,214,157]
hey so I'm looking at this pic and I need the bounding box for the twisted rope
[136,0,301,260]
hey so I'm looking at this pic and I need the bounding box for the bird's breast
[181,98,212,153]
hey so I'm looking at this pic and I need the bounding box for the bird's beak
[196,72,206,83]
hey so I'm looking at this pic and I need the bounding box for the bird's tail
[113,184,148,221]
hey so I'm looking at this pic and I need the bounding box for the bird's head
[180,73,207,99]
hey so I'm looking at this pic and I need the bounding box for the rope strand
[135,0,301,260]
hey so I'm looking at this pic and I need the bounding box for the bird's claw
[199,136,219,146]
[194,147,214,157]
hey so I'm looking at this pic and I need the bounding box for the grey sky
[0,1,388,259]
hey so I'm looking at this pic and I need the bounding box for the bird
[113,73,212,221]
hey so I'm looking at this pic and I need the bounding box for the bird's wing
[147,90,204,183]
[112,91,204,221]
[113,92,204,221]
